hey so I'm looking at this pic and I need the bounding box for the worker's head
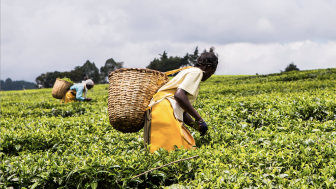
[195,47,218,81]
[85,79,94,90]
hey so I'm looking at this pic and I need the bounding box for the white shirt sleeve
[177,70,203,96]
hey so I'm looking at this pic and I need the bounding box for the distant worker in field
[62,79,94,103]
[144,48,218,152]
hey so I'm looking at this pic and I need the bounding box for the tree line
[0,79,37,91]
[2,46,301,91]
[35,58,123,88]
[35,47,201,88]
[146,47,201,72]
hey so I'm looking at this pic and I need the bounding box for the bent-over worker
[144,49,218,152]
[62,79,94,103]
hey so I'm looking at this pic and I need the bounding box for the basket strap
[146,66,193,110]
[164,66,193,76]
[146,89,176,110]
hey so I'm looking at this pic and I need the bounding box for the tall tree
[35,73,47,88]
[100,58,124,83]
[44,71,61,88]
[159,51,168,61]
[35,60,98,88]
[5,78,12,90]
[181,53,191,67]
[58,70,83,83]
[147,51,189,72]
[0,80,4,90]
[74,60,100,83]
[283,62,300,72]
[188,47,199,66]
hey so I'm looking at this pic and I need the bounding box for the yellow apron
[144,89,196,153]
[61,90,77,103]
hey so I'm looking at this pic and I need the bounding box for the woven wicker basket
[52,78,73,99]
[108,68,169,133]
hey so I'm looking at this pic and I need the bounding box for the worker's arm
[174,88,202,121]
[183,112,195,127]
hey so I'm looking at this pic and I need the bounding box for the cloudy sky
[2,0,336,82]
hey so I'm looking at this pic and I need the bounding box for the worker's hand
[198,119,208,136]
[84,98,92,102]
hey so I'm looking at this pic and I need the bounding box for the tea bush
[1,68,336,188]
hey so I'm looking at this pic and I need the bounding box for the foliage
[36,70,84,88]
[100,58,124,84]
[147,47,199,72]
[0,78,37,91]
[58,77,74,83]
[282,62,300,72]
[188,46,199,66]
[35,59,123,88]
[1,68,336,188]
[74,60,100,84]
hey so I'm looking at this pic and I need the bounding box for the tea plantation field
[1,68,336,188]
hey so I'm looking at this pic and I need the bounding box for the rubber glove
[198,120,208,136]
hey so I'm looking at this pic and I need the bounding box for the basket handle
[164,66,193,76]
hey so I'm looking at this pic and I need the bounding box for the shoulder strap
[164,66,193,76]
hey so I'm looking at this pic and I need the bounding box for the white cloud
[217,40,336,75]
[1,0,336,82]
[257,18,274,33]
